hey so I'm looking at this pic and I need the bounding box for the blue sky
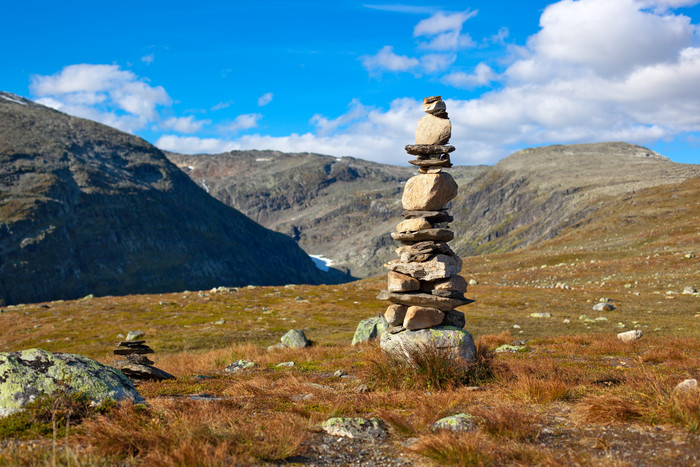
[3,0,700,165]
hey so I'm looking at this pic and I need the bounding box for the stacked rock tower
[378,96,476,360]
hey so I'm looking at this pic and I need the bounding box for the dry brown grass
[575,395,642,425]
[362,341,496,391]
[78,399,307,465]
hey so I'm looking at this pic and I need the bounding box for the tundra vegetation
[0,179,698,464]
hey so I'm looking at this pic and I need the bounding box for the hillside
[450,142,700,257]
[165,150,487,278]
[1,176,698,466]
[0,92,341,306]
[167,143,699,278]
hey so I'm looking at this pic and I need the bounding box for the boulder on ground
[617,330,643,342]
[351,316,389,345]
[380,325,476,362]
[281,329,311,348]
[320,417,388,439]
[432,413,477,432]
[593,302,615,311]
[0,349,144,417]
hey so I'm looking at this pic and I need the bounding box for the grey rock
[224,360,257,373]
[276,361,295,368]
[593,302,615,311]
[530,312,552,318]
[356,384,370,394]
[409,158,452,168]
[126,330,145,341]
[495,344,526,353]
[281,329,311,348]
[387,271,420,292]
[432,413,477,432]
[320,417,388,439]
[673,379,698,393]
[112,360,175,382]
[396,241,453,263]
[333,369,346,378]
[0,349,144,417]
[377,290,472,312]
[380,325,476,362]
[386,254,462,282]
[682,286,697,294]
[403,306,445,331]
[351,316,389,346]
[403,210,453,223]
[402,173,458,211]
[384,304,408,327]
[617,330,643,342]
[442,309,465,329]
[415,114,451,145]
[391,229,454,243]
[405,144,455,156]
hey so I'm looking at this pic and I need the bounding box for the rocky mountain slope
[449,142,700,257]
[0,92,340,306]
[166,150,487,277]
[167,143,699,278]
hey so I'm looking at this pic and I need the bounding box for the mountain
[449,142,700,257]
[0,92,340,306]
[165,150,487,278]
[167,143,699,278]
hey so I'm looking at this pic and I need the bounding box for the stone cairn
[377,96,476,361]
[112,340,175,382]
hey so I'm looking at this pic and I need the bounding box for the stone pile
[378,96,476,361]
[112,340,175,381]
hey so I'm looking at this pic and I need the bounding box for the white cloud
[413,10,477,36]
[442,63,497,88]
[141,54,154,64]
[29,64,171,133]
[223,113,262,133]
[211,101,232,111]
[156,135,240,154]
[361,46,420,73]
[257,92,274,106]
[528,0,695,77]
[420,54,457,73]
[414,10,478,51]
[162,116,210,133]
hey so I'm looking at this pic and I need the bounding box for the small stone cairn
[112,340,175,381]
[377,96,476,361]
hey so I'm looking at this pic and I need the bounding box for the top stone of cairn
[415,96,451,145]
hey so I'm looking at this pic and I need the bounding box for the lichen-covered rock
[432,413,477,432]
[0,349,144,417]
[280,329,311,348]
[380,325,476,362]
[320,417,388,439]
[224,360,257,373]
[351,316,389,346]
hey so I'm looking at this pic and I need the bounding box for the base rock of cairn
[378,95,476,362]
[112,340,175,382]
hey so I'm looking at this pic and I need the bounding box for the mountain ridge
[167,142,699,278]
[0,91,341,306]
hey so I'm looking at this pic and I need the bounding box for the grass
[0,178,698,465]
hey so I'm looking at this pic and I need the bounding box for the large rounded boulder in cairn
[380,326,476,362]
[0,349,145,417]
[401,173,458,211]
[376,95,475,363]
